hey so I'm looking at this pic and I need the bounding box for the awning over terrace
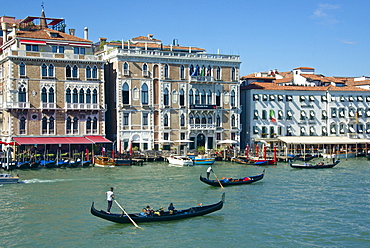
[84,136,112,143]
[12,136,112,145]
[277,136,370,145]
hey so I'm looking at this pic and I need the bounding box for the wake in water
[23,178,75,184]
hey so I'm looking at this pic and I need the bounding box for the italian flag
[270,110,276,123]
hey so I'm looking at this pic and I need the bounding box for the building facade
[240,67,370,148]
[101,35,241,152]
[0,11,106,147]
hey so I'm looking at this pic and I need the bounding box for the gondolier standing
[206,166,213,180]
[105,187,115,214]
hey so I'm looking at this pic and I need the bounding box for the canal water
[0,158,369,247]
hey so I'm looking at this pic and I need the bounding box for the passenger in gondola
[145,205,154,216]
[168,203,176,214]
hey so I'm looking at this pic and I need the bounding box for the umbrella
[7,142,19,146]
[217,139,238,144]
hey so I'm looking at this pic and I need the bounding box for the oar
[212,171,224,189]
[114,200,142,229]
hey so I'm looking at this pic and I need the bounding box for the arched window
[72,65,78,78]
[66,65,71,78]
[189,115,194,124]
[66,88,71,103]
[216,90,221,106]
[180,114,185,126]
[189,90,193,105]
[207,66,212,76]
[179,88,185,106]
[92,66,97,78]
[92,89,98,104]
[86,65,91,79]
[41,63,47,77]
[66,117,72,133]
[164,113,169,126]
[123,62,129,75]
[141,83,148,104]
[200,90,206,104]
[93,117,98,132]
[208,116,212,124]
[48,64,54,77]
[164,64,169,78]
[216,66,221,80]
[73,117,79,134]
[18,86,26,102]
[86,117,92,133]
[195,89,200,104]
[195,115,200,124]
[48,88,54,103]
[231,115,236,127]
[72,89,78,103]
[41,87,47,102]
[19,62,25,76]
[79,89,84,103]
[216,115,221,126]
[189,65,194,75]
[230,90,235,107]
[142,63,148,77]
[207,90,212,104]
[49,116,54,132]
[122,83,129,105]
[86,89,91,103]
[42,116,48,132]
[180,65,185,79]
[20,117,26,134]
[262,110,267,120]
[231,67,236,81]
[201,116,206,124]
[164,88,169,106]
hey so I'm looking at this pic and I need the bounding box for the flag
[270,110,276,123]
[191,66,199,76]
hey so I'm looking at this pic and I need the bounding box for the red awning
[13,137,93,145]
[84,136,112,144]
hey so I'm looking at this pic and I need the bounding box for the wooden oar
[212,171,224,189]
[114,200,142,229]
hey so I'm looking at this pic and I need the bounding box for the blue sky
[3,0,370,77]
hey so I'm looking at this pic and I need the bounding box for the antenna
[41,1,44,10]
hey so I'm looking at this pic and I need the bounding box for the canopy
[217,139,238,144]
[13,137,93,145]
[277,136,370,145]
[173,140,194,143]
[84,136,112,143]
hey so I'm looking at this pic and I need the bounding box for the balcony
[66,103,100,110]
[189,124,216,130]
[190,76,214,82]
[4,102,31,109]
[190,104,217,110]
[41,103,57,109]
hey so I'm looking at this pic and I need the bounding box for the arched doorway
[196,133,206,148]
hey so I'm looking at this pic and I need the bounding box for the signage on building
[190,105,217,109]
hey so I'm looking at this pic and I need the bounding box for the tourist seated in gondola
[140,208,148,217]
[168,203,176,214]
[318,162,324,166]
[145,205,154,216]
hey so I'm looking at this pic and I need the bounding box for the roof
[84,136,112,143]
[294,67,315,70]
[277,136,370,145]
[16,28,91,43]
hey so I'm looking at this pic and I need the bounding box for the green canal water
[0,159,369,248]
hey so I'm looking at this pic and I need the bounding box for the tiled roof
[275,77,292,84]
[131,35,161,42]
[16,28,91,43]
[294,66,314,70]
[241,82,370,92]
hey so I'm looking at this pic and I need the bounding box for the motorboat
[167,155,194,166]
[93,156,115,167]
[188,155,215,165]
[0,173,20,184]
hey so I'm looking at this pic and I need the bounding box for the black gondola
[199,170,265,187]
[91,193,225,224]
[289,159,340,169]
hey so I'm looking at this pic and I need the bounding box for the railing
[108,48,240,61]
[5,50,100,61]
[4,102,30,109]
[41,102,57,109]
[189,124,216,129]
[66,103,100,110]
[190,76,214,82]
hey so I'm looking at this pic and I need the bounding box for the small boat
[81,160,91,167]
[231,157,249,164]
[0,173,20,184]
[115,159,131,166]
[167,156,193,166]
[200,170,265,187]
[94,156,115,167]
[231,157,269,165]
[189,155,215,165]
[288,154,316,161]
[16,161,30,169]
[322,152,355,159]
[40,160,57,168]
[289,159,340,169]
[91,193,225,224]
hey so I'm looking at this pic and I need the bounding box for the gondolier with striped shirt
[206,166,213,180]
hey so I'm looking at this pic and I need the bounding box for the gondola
[91,193,225,224]
[199,170,265,187]
[289,159,340,169]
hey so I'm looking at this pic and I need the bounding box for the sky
[2,0,370,77]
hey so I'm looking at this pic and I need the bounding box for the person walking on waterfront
[105,187,115,214]
[206,166,213,180]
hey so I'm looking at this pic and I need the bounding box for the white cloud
[338,39,357,45]
[312,3,341,24]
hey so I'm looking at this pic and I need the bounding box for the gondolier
[105,187,115,214]
[206,166,213,180]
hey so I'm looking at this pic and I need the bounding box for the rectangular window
[164,133,169,140]
[143,113,148,126]
[123,113,129,126]
[26,44,39,51]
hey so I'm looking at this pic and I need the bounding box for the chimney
[148,34,153,40]
[12,24,16,37]
[1,22,8,43]
[84,27,88,40]
[69,28,75,36]
[40,9,47,29]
